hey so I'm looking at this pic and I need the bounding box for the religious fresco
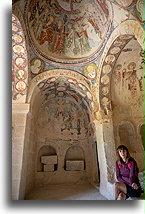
[135,0,144,23]
[37,98,89,140]
[36,75,97,140]
[99,34,134,111]
[38,76,93,110]
[112,0,143,24]
[112,0,136,8]
[26,0,112,61]
[83,63,98,80]
[111,38,144,112]
[30,58,45,75]
[112,0,144,25]
[12,14,28,100]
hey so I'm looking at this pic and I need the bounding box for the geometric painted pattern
[99,34,134,111]
[12,14,28,100]
[38,76,93,113]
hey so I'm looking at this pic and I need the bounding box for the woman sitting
[114,145,142,200]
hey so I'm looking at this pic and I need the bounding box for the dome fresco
[112,0,135,8]
[27,0,112,61]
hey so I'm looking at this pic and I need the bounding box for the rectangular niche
[66,160,84,171]
[41,155,58,172]
[41,155,57,164]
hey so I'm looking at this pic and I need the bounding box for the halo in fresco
[12,14,28,100]
[127,62,136,70]
[30,58,44,75]
[84,63,98,80]
[15,57,27,68]
[27,0,112,60]
[101,97,109,106]
[12,24,19,32]
[102,65,112,74]
[15,69,27,80]
[102,87,109,96]
[12,34,23,43]
[15,81,27,91]
[13,45,25,55]
[105,54,115,64]
[136,0,144,23]
[116,64,122,70]
[101,75,109,85]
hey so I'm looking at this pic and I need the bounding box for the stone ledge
[66,160,84,171]
[41,155,57,164]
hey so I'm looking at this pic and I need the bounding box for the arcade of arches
[12,0,144,200]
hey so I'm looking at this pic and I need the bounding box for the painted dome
[27,0,112,61]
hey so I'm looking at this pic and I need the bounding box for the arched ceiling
[34,76,98,139]
[37,76,94,113]
[27,0,112,61]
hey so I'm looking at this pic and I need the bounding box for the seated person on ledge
[114,145,142,200]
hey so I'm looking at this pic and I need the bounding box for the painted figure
[84,63,97,80]
[30,59,43,75]
[39,16,55,51]
[53,20,65,54]
[81,18,102,48]
[64,23,82,56]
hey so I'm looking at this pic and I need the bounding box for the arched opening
[110,36,144,171]
[64,146,85,171]
[12,0,144,200]
[37,146,57,172]
[96,19,144,198]
[23,73,99,199]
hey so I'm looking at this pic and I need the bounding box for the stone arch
[12,13,29,103]
[27,69,99,125]
[27,69,93,102]
[23,71,99,189]
[37,145,57,172]
[98,19,143,112]
[117,121,136,152]
[64,145,85,171]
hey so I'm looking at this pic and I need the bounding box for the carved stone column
[12,103,30,200]
[94,110,116,199]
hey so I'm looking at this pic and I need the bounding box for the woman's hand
[132,183,138,190]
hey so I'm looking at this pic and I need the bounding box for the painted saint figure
[64,23,82,56]
[81,18,102,48]
[53,20,65,55]
[39,16,55,51]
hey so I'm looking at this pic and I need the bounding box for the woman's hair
[116,145,130,162]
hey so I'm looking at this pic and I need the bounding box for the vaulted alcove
[12,0,144,200]
[111,37,144,171]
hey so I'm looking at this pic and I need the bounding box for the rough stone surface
[41,156,57,164]
[44,164,54,172]
[12,0,144,201]
[25,184,107,200]
[66,160,84,171]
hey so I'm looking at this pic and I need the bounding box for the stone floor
[25,183,107,200]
